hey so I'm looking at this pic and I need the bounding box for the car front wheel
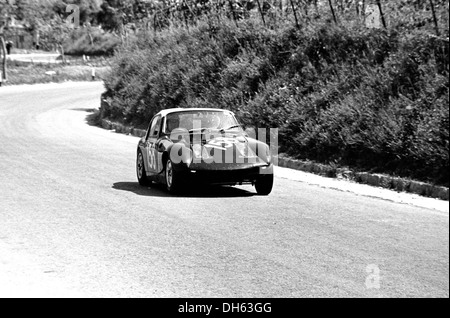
[165,159,182,194]
[137,150,151,186]
[255,174,274,196]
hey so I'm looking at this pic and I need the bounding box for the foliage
[102,7,449,185]
[64,27,121,56]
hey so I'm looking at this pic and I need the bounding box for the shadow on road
[112,182,256,198]
[70,108,97,113]
[112,182,169,197]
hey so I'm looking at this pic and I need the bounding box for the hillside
[100,2,449,186]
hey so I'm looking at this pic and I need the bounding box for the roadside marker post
[91,68,96,81]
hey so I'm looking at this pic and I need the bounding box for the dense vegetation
[1,0,154,56]
[100,1,449,186]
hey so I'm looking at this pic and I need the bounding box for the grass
[3,60,111,86]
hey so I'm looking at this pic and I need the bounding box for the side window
[149,116,162,138]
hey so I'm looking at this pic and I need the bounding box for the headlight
[202,146,212,160]
[266,146,272,164]
[192,144,212,161]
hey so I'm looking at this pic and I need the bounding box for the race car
[136,108,274,195]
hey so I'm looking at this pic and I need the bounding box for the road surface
[0,82,448,298]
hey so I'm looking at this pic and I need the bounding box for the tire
[255,174,274,196]
[137,150,151,186]
[165,159,182,194]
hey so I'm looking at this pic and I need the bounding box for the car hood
[189,131,271,168]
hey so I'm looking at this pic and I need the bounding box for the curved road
[0,82,448,298]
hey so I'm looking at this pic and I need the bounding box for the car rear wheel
[165,159,181,194]
[137,150,151,186]
[255,174,274,196]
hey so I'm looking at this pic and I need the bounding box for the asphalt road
[0,82,448,298]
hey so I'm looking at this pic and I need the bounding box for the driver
[166,116,180,133]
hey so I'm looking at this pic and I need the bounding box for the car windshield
[165,110,241,134]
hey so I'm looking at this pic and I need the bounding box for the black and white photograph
[0,0,448,302]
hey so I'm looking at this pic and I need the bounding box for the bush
[101,16,449,186]
[64,28,121,56]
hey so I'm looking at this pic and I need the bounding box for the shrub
[101,16,449,186]
[64,28,121,56]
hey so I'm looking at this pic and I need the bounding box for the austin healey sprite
[136,108,274,195]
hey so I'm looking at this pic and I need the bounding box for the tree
[98,1,123,32]
[97,0,158,32]
[0,0,16,82]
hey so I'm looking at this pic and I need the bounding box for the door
[145,115,162,175]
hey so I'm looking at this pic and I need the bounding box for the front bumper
[182,164,274,185]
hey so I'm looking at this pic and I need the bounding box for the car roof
[157,108,234,117]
